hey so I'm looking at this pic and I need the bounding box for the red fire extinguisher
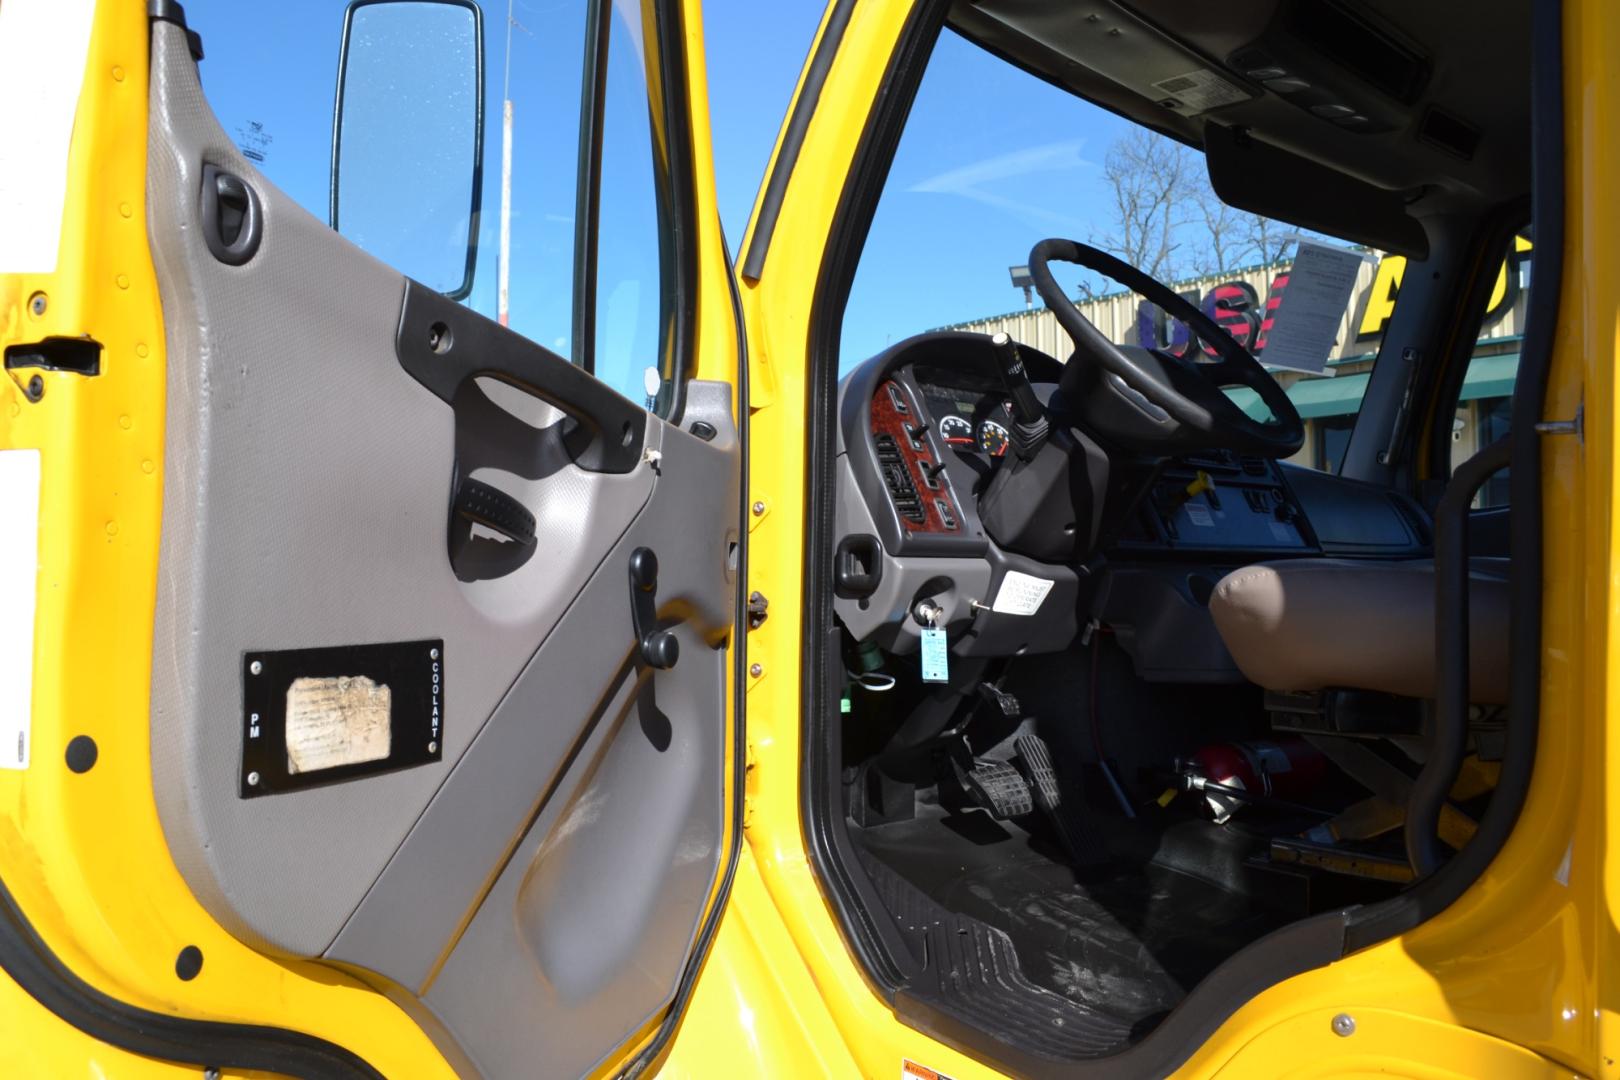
[1182,738,1328,822]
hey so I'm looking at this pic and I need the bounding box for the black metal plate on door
[239,639,443,799]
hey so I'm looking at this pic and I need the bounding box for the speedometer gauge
[938,414,975,446]
[978,419,1010,457]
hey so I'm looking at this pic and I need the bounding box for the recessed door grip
[629,547,680,670]
[200,164,262,265]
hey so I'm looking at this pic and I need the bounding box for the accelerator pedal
[1014,734,1107,866]
[960,759,1033,819]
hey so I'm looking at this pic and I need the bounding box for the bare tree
[1091,128,1193,282]
[1189,181,1245,277]
[1095,128,1295,285]
[1243,213,1292,266]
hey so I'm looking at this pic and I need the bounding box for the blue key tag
[920,627,949,683]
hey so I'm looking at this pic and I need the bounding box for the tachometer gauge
[938,414,975,446]
[978,419,1010,457]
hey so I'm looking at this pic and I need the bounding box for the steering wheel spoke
[1029,238,1304,457]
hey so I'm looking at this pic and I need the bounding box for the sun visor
[1203,124,1429,259]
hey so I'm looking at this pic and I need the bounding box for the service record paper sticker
[991,570,1054,616]
[285,675,393,774]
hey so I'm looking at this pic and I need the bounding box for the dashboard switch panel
[871,380,963,536]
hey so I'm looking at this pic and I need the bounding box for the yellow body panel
[0,0,749,1072]
[715,0,1617,1077]
[0,1,461,1073]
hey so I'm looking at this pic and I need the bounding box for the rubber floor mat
[855,808,1293,1035]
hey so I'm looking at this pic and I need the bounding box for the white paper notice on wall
[0,451,42,770]
[1257,241,1369,375]
[991,570,1054,616]
[0,0,98,273]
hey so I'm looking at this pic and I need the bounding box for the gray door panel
[326,420,737,998]
[144,21,738,1075]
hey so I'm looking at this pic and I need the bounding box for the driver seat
[1208,556,1511,705]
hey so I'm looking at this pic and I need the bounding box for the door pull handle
[200,164,263,265]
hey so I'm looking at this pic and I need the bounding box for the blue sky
[181,1,1141,376]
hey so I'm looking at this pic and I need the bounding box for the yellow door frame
[699,0,1618,1076]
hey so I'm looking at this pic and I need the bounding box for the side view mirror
[330,0,484,299]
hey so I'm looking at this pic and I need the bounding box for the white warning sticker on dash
[991,570,1054,616]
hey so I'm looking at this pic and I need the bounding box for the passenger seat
[1209,557,1511,705]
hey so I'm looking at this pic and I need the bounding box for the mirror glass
[333,1,482,297]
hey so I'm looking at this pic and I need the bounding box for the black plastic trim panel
[396,279,647,473]
[571,0,612,378]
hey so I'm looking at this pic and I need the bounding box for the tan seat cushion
[1209,558,1510,705]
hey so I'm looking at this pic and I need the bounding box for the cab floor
[854,804,1293,1034]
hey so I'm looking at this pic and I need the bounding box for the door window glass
[839,28,1397,474]
[183,0,681,414]
[594,0,675,410]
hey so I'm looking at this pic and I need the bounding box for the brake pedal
[960,759,1033,819]
[1014,734,1106,866]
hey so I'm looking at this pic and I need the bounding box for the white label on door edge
[0,450,42,769]
[0,0,98,273]
[991,570,1054,616]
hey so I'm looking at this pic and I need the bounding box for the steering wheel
[1029,238,1304,458]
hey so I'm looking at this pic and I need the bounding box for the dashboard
[834,332,1431,673]
[914,364,1013,459]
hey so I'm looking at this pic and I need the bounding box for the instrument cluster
[913,363,1015,460]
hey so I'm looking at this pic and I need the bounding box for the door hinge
[746,591,769,630]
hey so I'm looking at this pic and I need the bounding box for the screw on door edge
[1331,1013,1356,1037]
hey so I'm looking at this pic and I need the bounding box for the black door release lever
[629,547,680,670]
[200,163,262,265]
